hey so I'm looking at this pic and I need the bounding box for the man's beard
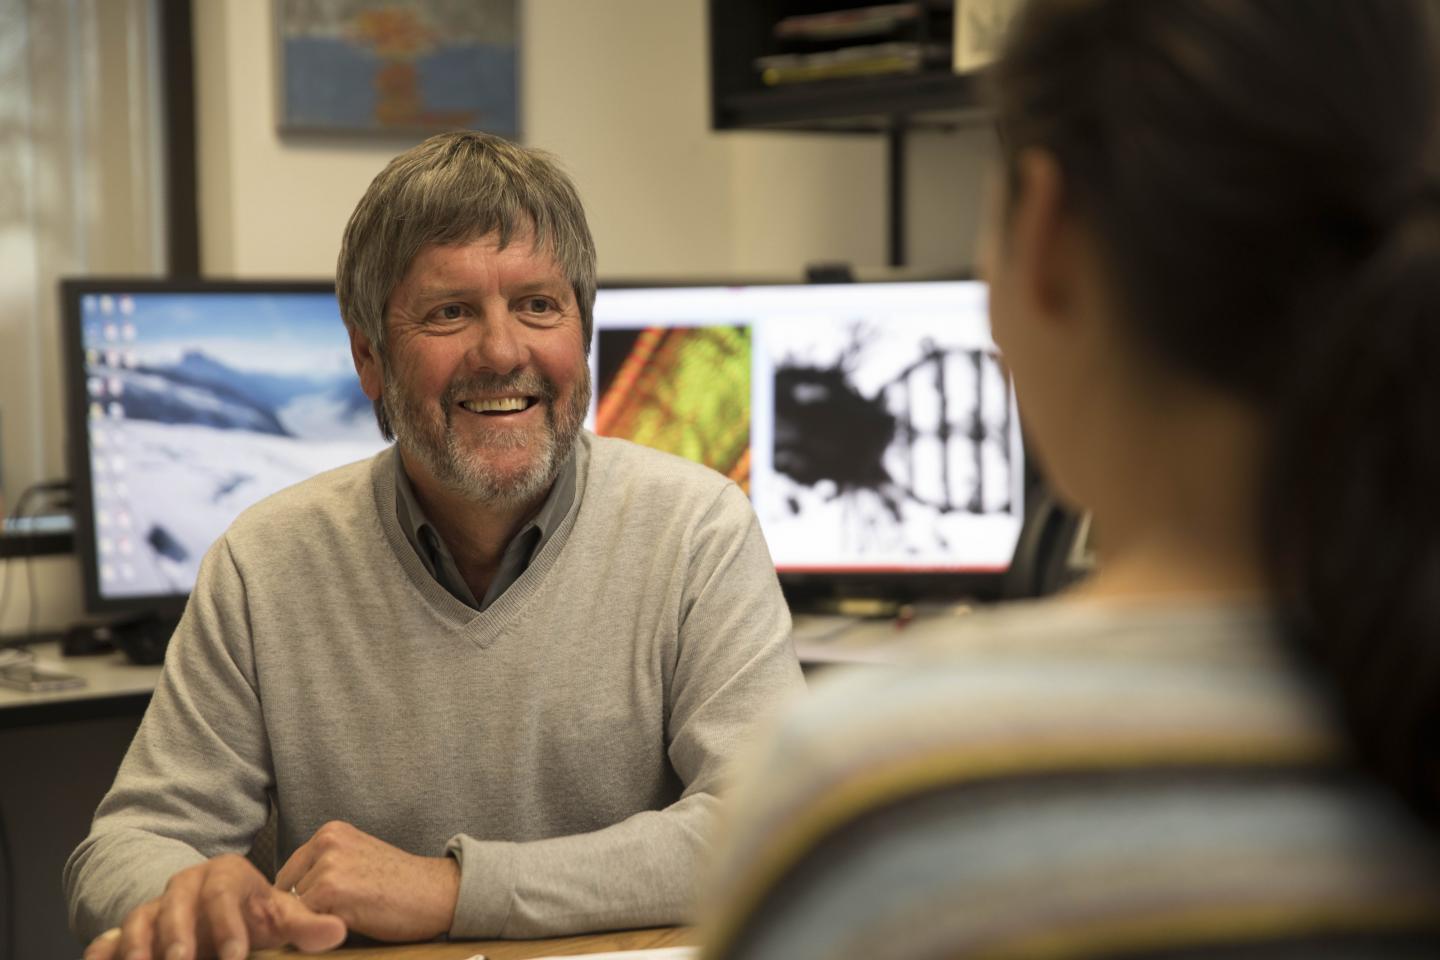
[382,362,590,507]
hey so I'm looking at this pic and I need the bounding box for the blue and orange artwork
[278,0,517,137]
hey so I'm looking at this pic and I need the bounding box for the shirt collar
[392,445,579,606]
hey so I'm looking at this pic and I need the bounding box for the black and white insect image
[754,313,1021,569]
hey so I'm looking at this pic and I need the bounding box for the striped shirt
[703,600,1440,959]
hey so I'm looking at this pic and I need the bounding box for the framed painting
[275,0,518,138]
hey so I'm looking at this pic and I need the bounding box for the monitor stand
[63,612,179,665]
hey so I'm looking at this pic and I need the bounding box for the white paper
[472,948,695,960]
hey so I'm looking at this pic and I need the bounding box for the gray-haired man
[67,132,803,960]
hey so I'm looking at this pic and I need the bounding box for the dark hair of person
[990,0,1440,821]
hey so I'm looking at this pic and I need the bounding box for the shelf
[709,0,987,134]
[714,69,990,132]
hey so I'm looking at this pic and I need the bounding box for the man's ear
[1009,149,1074,324]
[349,324,383,401]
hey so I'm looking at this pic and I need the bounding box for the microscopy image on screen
[79,292,387,600]
[754,315,1019,569]
[594,325,751,490]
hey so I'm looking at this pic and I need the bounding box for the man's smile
[458,396,538,415]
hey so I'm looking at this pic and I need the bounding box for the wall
[193,0,400,277]
[906,127,994,275]
[193,0,979,283]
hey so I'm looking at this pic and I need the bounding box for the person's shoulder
[585,433,738,504]
[717,600,1310,869]
[588,432,732,486]
[224,451,383,545]
[575,435,760,557]
[710,602,1424,960]
[765,599,1315,783]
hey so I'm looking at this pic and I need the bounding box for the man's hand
[81,853,347,960]
[274,820,461,943]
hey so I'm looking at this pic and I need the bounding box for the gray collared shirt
[392,448,578,610]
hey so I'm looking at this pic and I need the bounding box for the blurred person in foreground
[703,2,1440,957]
[66,131,803,959]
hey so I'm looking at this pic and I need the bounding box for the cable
[0,502,19,634]
[0,488,34,638]
[0,480,72,647]
[24,528,38,642]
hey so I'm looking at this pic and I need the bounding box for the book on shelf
[774,3,925,43]
[756,41,950,86]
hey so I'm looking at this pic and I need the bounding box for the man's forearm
[445,792,719,939]
[65,827,209,942]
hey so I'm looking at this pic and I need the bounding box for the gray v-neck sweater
[64,432,804,941]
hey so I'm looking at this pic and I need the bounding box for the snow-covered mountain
[102,350,372,438]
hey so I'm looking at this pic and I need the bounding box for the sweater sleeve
[445,483,806,938]
[63,537,275,942]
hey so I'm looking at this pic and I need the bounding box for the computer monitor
[590,280,1025,602]
[62,277,1023,619]
[61,279,389,618]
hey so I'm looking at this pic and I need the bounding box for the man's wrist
[441,854,462,932]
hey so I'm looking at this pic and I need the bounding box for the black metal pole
[887,127,906,268]
[159,0,200,278]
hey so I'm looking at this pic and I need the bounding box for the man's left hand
[274,821,460,942]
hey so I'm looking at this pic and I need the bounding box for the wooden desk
[252,926,693,958]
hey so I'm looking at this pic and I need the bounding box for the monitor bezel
[60,277,343,619]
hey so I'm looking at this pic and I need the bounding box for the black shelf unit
[708,1,991,265]
[709,1,989,133]
[716,69,988,132]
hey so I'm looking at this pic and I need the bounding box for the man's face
[351,232,591,506]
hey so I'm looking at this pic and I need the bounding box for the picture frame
[275,0,519,138]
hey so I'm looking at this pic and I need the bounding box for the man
[66,131,804,960]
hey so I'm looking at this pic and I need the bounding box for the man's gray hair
[336,130,597,360]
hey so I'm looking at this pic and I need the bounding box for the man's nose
[466,313,524,374]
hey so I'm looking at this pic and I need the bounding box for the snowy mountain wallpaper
[78,291,388,600]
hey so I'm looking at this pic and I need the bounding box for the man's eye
[437,304,465,321]
[522,297,556,314]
